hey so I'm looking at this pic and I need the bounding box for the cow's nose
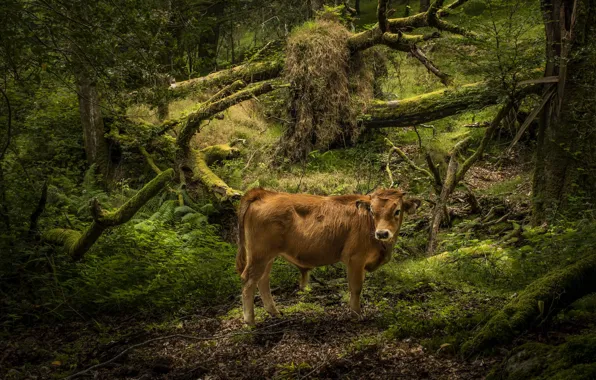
[375,230,390,240]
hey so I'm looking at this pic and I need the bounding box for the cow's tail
[236,189,264,275]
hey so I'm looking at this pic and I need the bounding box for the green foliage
[60,218,238,312]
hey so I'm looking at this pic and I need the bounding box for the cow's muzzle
[375,229,392,241]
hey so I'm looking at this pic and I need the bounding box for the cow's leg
[347,262,366,315]
[298,267,310,290]
[241,260,267,326]
[258,260,280,317]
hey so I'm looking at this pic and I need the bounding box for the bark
[462,253,596,356]
[43,169,174,260]
[532,0,596,223]
[75,71,110,177]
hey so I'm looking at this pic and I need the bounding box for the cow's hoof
[349,309,363,320]
[267,309,281,318]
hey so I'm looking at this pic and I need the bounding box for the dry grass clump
[280,20,370,162]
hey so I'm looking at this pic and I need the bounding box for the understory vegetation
[1,0,596,379]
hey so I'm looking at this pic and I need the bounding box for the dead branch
[65,323,293,380]
[385,138,435,182]
[409,45,452,86]
[139,146,162,174]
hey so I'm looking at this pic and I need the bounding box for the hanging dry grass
[279,20,375,162]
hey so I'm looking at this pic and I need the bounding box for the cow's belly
[280,240,343,268]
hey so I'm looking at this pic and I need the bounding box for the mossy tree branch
[43,169,174,260]
[176,82,275,153]
[362,82,539,128]
[171,60,283,98]
[187,145,242,201]
[462,253,596,356]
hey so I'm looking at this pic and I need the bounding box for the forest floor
[2,282,499,380]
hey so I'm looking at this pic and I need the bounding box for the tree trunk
[75,71,110,177]
[355,0,361,14]
[532,0,596,223]
[420,0,431,12]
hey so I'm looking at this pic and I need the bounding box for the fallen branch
[43,169,174,260]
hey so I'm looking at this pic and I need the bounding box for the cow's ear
[402,198,421,214]
[356,199,372,211]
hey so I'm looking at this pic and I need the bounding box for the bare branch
[385,138,435,181]
[409,45,452,86]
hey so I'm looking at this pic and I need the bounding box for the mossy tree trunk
[532,0,596,223]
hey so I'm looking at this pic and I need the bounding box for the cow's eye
[394,209,401,217]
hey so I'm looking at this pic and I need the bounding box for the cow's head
[356,189,421,242]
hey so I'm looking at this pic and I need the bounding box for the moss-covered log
[188,145,242,201]
[43,169,174,260]
[462,254,596,356]
[361,82,502,128]
[171,60,283,98]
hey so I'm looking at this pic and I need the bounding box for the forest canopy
[1,0,596,379]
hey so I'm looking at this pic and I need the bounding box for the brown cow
[236,188,420,325]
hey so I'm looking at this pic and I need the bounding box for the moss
[190,149,242,201]
[362,82,503,128]
[462,254,596,355]
[489,333,596,380]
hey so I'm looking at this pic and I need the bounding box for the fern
[149,200,178,223]
[82,164,99,194]
[181,212,208,228]
[174,206,196,219]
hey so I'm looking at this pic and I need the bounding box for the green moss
[489,333,596,380]
[462,254,596,355]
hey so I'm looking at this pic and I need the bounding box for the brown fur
[237,187,420,325]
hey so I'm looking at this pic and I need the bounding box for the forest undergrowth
[2,1,596,379]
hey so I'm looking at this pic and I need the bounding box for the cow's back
[243,190,372,267]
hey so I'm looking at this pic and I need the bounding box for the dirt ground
[1,285,498,380]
